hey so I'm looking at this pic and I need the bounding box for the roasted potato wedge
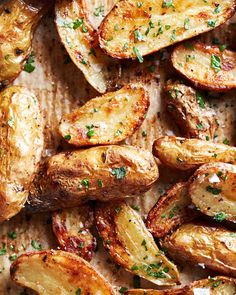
[59,84,149,146]
[126,276,236,294]
[0,86,43,222]
[55,0,118,93]
[146,182,198,238]
[161,222,236,277]
[165,81,217,140]
[172,43,236,91]
[27,145,159,212]
[153,136,236,170]
[98,0,236,60]
[0,0,48,89]
[52,203,96,261]
[95,201,180,286]
[189,162,236,223]
[10,250,114,294]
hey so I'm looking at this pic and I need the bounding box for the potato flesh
[98,0,236,59]
[55,0,118,93]
[172,43,236,91]
[0,0,46,88]
[162,222,236,277]
[10,250,114,294]
[27,145,159,212]
[153,136,236,170]
[52,204,96,261]
[59,84,149,146]
[0,86,43,222]
[165,81,217,139]
[189,162,236,222]
[95,201,180,286]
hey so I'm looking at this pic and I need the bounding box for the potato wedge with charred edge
[0,0,48,89]
[125,276,236,294]
[146,182,198,238]
[0,86,43,222]
[189,162,236,223]
[27,145,159,212]
[52,203,96,261]
[172,43,236,91]
[98,0,236,60]
[55,0,119,93]
[60,84,149,146]
[165,81,217,140]
[95,201,180,286]
[10,250,114,294]
[161,222,236,277]
[153,136,236,170]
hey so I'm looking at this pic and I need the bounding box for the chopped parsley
[64,134,71,140]
[7,117,14,127]
[134,30,144,41]
[162,0,174,8]
[7,231,17,240]
[86,125,95,138]
[115,130,122,137]
[81,179,89,189]
[214,5,221,14]
[208,20,217,27]
[206,186,222,195]
[119,287,128,294]
[213,212,227,222]
[133,47,144,63]
[211,54,221,73]
[0,244,6,256]
[97,179,103,187]
[94,5,104,17]
[111,167,127,179]
[24,52,35,73]
[31,240,42,250]
[196,92,205,109]
[184,18,190,30]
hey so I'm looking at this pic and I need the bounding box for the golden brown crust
[172,43,236,91]
[52,203,96,261]
[161,222,236,277]
[10,250,114,294]
[59,84,149,146]
[95,201,180,286]
[146,182,198,238]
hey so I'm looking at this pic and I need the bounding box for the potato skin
[59,84,149,147]
[0,0,48,89]
[165,81,217,140]
[172,43,236,91]
[27,145,159,212]
[0,86,43,222]
[189,162,236,223]
[146,182,198,238]
[98,0,236,59]
[153,136,236,170]
[10,250,114,294]
[52,203,96,261]
[161,222,236,277]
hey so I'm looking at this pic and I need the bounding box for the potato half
[161,222,236,277]
[10,250,114,294]
[55,0,118,93]
[125,276,236,294]
[98,0,236,60]
[146,182,198,238]
[95,201,180,286]
[59,84,149,147]
[0,0,48,89]
[0,86,43,222]
[189,162,236,223]
[172,43,236,91]
[165,81,217,140]
[52,203,96,261]
[153,136,236,170]
[27,145,159,212]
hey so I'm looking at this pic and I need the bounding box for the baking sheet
[0,2,236,293]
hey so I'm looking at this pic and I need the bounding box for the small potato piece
[52,203,96,261]
[60,84,149,146]
[95,201,180,286]
[0,0,48,89]
[27,145,159,212]
[189,162,236,223]
[0,86,43,222]
[165,81,217,140]
[161,222,236,277]
[10,250,114,294]
[153,136,236,170]
[172,43,236,91]
[55,0,118,93]
[98,0,236,60]
[146,182,198,238]
[125,276,236,295]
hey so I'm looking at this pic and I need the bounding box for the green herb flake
[81,179,89,189]
[184,18,190,30]
[208,20,217,27]
[212,279,222,288]
[213,212,227,222]
[214,5,221,14]
[131,264,139,271]
[162,0,174,8]
[7,117,14,127]
[7,231,17,240]
[31,240,42,250]
[86,124,95,138]
[97,179,103,187]
[119,287,128,294]
[131,204,140,211]
[24,52,35,73]
[206,186,222,195]
[134,30,144,41]
[115,129,123,137]
[73,18,83,29]
[94,6,104,17]
[223,138,230,145]
[211,54,221,73]
[196,92,205,109]
[76,288,82,295]
[0,244,6,256]
[64,134,71,140]
[141,239,148,251]
[9,254,17,261]
[111,167,127,179]
[114,207,121,214]
[133,47,144,63]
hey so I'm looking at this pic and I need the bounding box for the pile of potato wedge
[0,0,236,294]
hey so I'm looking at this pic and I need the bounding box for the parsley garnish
[213,212,227,222]
[111,167,127,179]
[133,47,144,63]
[206,186,222,195]
[211,54,221,72]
